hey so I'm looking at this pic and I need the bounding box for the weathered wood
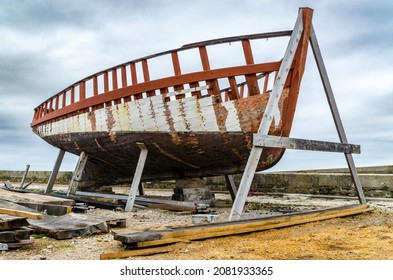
[4,181,14,190]
[100,243,186,260]
[45,149,65,193]
[67,151,88,196]
[0,207,43,220]
[28,213,110,240]
[253,135,361,154]
[0,227,34,243]
[18,202,72,216]
[19,164,30,189]
[114,204,370,247]
[224,175,237,201]
[309,25,366,204]
[229,10,306,221]
[0,199,43,220]
[71,191,196,212]
[0,214,29,231]
[125,143,148,212]
[0,188,75,206]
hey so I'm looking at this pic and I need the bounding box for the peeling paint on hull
[34,92,288,186]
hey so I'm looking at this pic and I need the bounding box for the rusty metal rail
[31,31,292,127]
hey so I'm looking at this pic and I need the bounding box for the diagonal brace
[310,25,366,204]
[228,10,305,221]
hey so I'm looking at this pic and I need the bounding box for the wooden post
[67,151,88,196]
[19,164,30,189]
[125,143,148,212]
[309,26,366,204]
[224,175,237,201]
[45,149,65,194]
[229,10,305,221]
[138,182,145,196]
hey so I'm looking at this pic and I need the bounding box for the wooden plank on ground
[28,213,110,240]
[0,199,43,220]
[0,214,29,231]
[0,207,43,220]
[100,243,187,260]
[0,226,34,243]
[18,202,72,216]
[72,191,196,212]
[0,188,75,206]
[114,204,370,248]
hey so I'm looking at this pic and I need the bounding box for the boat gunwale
[32,30,292,110]
[31,61,282,127]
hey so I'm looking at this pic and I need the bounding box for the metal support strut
[125,143,148,212]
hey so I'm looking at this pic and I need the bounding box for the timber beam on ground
[113,204,370,249]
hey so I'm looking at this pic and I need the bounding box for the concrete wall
[1,165,392,198]
[0,170,72,185]
[206,172,393,198]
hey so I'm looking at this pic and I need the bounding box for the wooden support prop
[19,164,30,189]
[0,208,43,220]
[67,151,88,196]
[224,175,238,201]
[4,181,14,190]
[138,182,145,196]
[253,135,360,154]
[125,143,148,212]
[114,204,370,248]
[229,9,305,221]
[100,243,186,260]
[309,25,366,204]
[45,149,65,194]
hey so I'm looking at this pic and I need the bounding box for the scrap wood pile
[100,204,371,260]
[0,185,127,250]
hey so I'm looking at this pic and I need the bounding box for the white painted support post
[125,143,148,212]
[45,149,65,194]
[67,151,88,196]
[309,26,366,204]
[229,11,304,221]
[224,175,238,201]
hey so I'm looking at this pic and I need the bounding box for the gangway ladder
[228,8,366,221]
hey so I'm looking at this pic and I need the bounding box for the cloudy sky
[1,0,392,173]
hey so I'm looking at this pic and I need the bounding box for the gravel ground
[1,189,393,260]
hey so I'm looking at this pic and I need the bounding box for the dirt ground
[1,189,393,260]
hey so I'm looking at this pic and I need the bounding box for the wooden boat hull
[34,91,289,186]
[31,8,314,188]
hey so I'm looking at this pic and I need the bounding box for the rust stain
[88,111,96,131]
[162,96,182,145]
[73,140,81,150]
[234,94,268,133]
[106,107,117,143]
[178,99,191,131]
[214,103,228,133]
[153,143,199,168]
[94,138,107,152]
[187,133,199,147]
